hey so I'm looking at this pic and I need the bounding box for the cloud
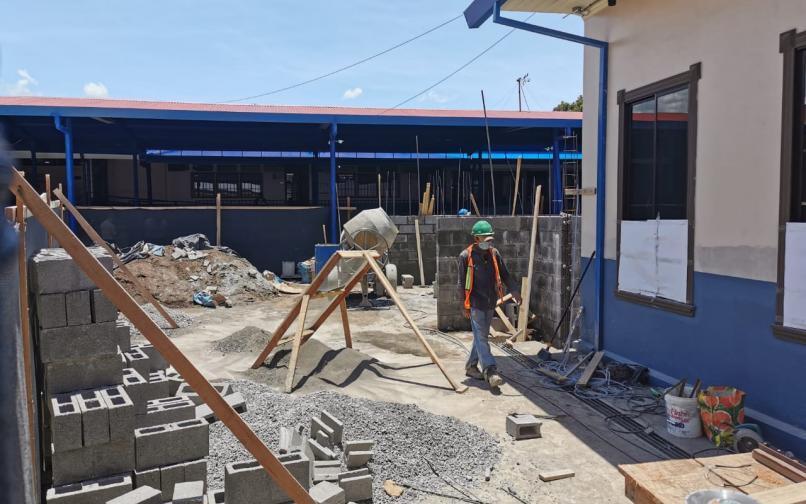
[4,69,38,96]
[83,82,109,98]
[417,90,452,104]
[342,87,363,100]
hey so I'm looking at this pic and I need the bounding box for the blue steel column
[131,154,140,206]
[329,122,338,242]
[53,115,76,231]
[551,132,562,214]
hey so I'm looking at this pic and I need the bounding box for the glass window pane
[626,97,655,220]
[798,50,806,221]
[656,87,689,219]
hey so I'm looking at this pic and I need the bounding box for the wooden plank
[754,450,806,483]
[54,189,179,329]
[306,263,372,341]
[339,299,352,348]
[752,481,806,504]
[322,224,327,243]
[511,157,522,216]
[10,169,314,503]
[516,185,541,342]
[427,195,435,215]
[415,219,425,287]
[45,173,53,247]
[57,183,65,221]
[470,193,481,216]
[577,351,604,387]
[758,445,806,474]
[562,351,593,378]
[365,253,467,393]
[216,192,221,246]
[494,305,517,334]
[285,294,310,394]
[539,469,575,482]
[338,250,380,259]
[14,187,38,482]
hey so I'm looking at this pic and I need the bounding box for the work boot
[465,365,484,380]
[485,367,504,388]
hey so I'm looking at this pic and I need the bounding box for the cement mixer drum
[341,207,399,257]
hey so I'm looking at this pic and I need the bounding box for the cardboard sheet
[784,222,806,329]
[618,219,688,303]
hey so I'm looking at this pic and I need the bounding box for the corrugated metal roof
[0,96,581,121]
[502,0,608,17]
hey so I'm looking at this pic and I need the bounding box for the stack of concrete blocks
[223,454,312,504]
[387,215,437,284]
[435,215,581,342]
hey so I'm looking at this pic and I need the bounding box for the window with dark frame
[616,63,700,315]
[191,165,264,201]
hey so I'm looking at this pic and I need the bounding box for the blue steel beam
[329,122,338,243]
[551,132,562,214]
[53,115,76,231]
[467,0,609,351]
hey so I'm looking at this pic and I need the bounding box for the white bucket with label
[665,393,702,438]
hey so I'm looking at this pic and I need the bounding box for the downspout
[329,122,338,243]
[53,115,76,231]
[489,1,609,350]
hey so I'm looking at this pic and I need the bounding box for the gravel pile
[208,380,502,503]
[120,303,194,342]
[211,326,272,354]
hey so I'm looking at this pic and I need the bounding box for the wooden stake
[427,195,435,215]
[45,173,53,247]
[10,169,314,504]
[516,185,541,342]
[415,219,425,287]
[14,187,37,484]
[470,193,481,216]
[54,189,179,329]
[57,183,65,221]
[577,351,605,387]
[512,157,522,216]
[346,196,352,220]
[284,294,310,393]
[216,193,221,247]
[339,299,352,348]
[322,224,328,243]
[421,182,431,216]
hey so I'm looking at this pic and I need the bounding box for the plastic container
[698,386,746,447]
[314,244,340,275]
[665,393,702,438]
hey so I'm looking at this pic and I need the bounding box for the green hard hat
[471,220,494,236]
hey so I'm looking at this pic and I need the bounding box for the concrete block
[50,440,135,486]
[132,343,168,371]
[65,290,92,326]
[173,480,204,503]
[101,385,135,442]
[48,393,82,452]
[320,411,343,445]
[106,485,162,504]
[134,418,209,470]
[137,396,195,428]
[207,488,225,504]
[506,414,542,440]
[145,370,171,401]
[315,429,332,449]
[90,289,117,323]
[343,440,374,456]
[123,368,149,415]
[46,474,132,504]
[124,348,151,378]
[30,247,113,295]
[307,438,336,461]
[310,481,346,504]
[313,460,341,483]
[194,392,246,423]
[160,463,185,501]
[183,459,208,487]
[272,453,312,503]
[278,426,304,454]
[39,321,119,363]
[167,374,185,395]
[339,474,372,502]
[37,292,67,329]
[224,460,271,504]
[133,467,161,490]
[401,274,414,289]
[77,389,110,446]
[344,451,372,469]
[311,417,334,441]
[175,382,233,406]
[337,468,369,483]
[115,321,132,351]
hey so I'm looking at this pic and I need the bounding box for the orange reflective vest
[463,244,505,310]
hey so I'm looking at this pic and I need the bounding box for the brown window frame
[615,63,701,317]
[773,30,806,344]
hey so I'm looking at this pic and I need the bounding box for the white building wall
[582,0,806,282]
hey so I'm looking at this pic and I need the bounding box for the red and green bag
[697,386,745,447]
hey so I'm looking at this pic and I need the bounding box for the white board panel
[618,220,658,297]
[784,222,806,329]
[656,220,688,303]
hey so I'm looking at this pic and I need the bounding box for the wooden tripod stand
[251,250,467,394]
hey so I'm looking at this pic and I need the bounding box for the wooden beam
[577,351,604,387]
[57,183,65,221]
[285,294,310,394]
[216,193,221,247]
[338,250,380,259]
[494,306,516,334]
[307,263,371,337]
[516,185,541,342]
[753,450,806,483]
[339,299,352,348]
[751,481,806,503]
[365,252,467,393]
[9,169,314,503]
[45,173,53,247]
[53,189,179,329]
[470,193,481,216]
[511,157,522,216]
[415,219,425,287]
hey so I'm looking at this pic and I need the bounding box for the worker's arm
[457,251,468,303]
[496,250,521,301]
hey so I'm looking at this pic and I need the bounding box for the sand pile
[211,326,273,354]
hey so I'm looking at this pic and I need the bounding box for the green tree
[553,95,583,112]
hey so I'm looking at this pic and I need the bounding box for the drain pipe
[465,0,609,350]
[53,115,77,231]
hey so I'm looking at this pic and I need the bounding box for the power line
[224,13,463,103]
[380,13,536,114]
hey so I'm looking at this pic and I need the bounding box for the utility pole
[516,73,530,112]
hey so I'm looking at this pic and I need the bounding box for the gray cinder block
[37,292,67,329]
[30,247,113,295]
[307,438,336,461]
[38,321,119,363]
[313,461,341,484]
[77,390,110,447]
[344,451,372,469]
[183,458,208,487]
[124,348,151,378]
[160,462,185,501]
[101,386,135,442]
[311,417,334,441]
[194,392,246,423]
[167,374,184,395]
[279,425,304,454]
[310,481,346,504]
[316,429,332,449]
[173,480,205,503]
[50,440,135,486]
[271,453,311,503]
[145,370,171,401]
[207,488,225,504]
[175,382,233,406]
[137,396,195,428]
[49,394,82,452]
[123,368,149,415]
[91,289,118,323]
[505,414,542,440]
[46,474,132,504]
[401,274,414,289]
[320,411,343,445]
[131,343,168,371]
[133,467,160,491]
[337,468,369,483]
[115,321,131,352]
[134,418,209,470]
[343,440,374,456]
[106,485,162,504]
[339,474,372,502]
[65,290,92,326]
[224,460,271,504]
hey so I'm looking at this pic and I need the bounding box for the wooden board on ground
[577,351,604,387]
[539,469,575,482]
[619,453,794,504]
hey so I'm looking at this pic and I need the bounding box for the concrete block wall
[387,215,437,284]
[435,216,581,343]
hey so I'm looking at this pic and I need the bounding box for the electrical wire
[380,13,536,113]
[224,13,463,103]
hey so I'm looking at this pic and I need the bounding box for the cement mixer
[323,208,399,304]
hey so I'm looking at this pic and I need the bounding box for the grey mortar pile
[208,380,502,503]
[120,303,194,342]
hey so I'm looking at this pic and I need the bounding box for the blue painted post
[594,47,608,351]
[552,132,562,214]
[131,154,140,206]
[53,115,76,231]
[329,122,338,243]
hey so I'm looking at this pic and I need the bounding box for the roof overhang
[465,0,607,28]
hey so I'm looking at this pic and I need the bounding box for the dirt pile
[116,245,277,307]
[211,326,273,354]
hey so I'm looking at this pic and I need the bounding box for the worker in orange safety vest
[457,220,521,389]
